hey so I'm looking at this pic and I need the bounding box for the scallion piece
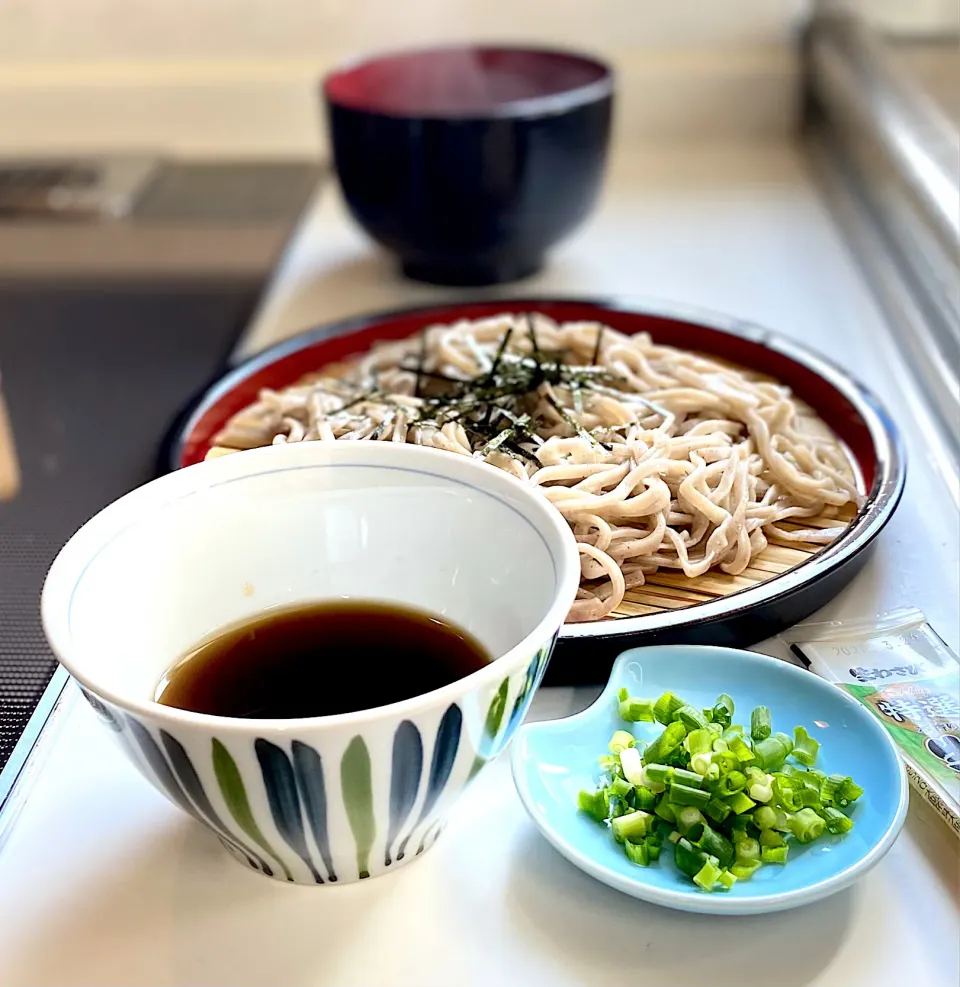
[619,745,645,786]
[724,790,757,815]
[643,721,687,764]
[697,824,735,868]
[753,805,778,830]
[774,731,795,755]
[674,837,708,877]
[792,726,820,766]
[759,828,785,848]
[611,810,655,843]
[822,806,854,834]
[712,693,735,727]
[635,785,658,812]
[668,782,712,808]
[675,705,708,731]
[609,776,633,800]
[676,806,705,840]
[727,735,755,764]
[715,769,746,797]
[787,807,826,844]
[712,750,738,775]
[717,869,737,891]
[609,728,636,753]
[654,800,677,824]
[761,845,789,864]
[670,767,705,789]
[624,839,650,866]
[693,858,723,891]
[750,705,772,742]
[735,837,760,863]
[685,728,714,756]
[730,860,761,880]
[653,691,687,725]
[577,788,609,822]
[618,695,657,723]
[704,797,733,824]
[753,736,789,772]
[839,777,864,805]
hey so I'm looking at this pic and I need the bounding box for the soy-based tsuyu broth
[155,600,492,718]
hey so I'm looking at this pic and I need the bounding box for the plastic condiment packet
[781,608,960,839]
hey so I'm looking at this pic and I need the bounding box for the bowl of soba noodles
[174,298,905,682]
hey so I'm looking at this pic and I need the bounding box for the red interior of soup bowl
[323,46,612,117]
[178,300,880,492]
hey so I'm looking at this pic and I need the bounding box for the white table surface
[2,144,958,987]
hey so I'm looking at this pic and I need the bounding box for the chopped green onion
[611,810,655,843]
[598,753,622,777]
[577,788,609,822]
[774,731,795,755]
[712,694,735,727]
[674,837,708,877]
[668,782,712,808]
[697,824,735,868]
[792,726,820,766]
[676,806,705,840]
[654,800,677,824]
[787,807,826,844]
[619,746,645,786]
[727,735,755,764]
[685,728,714,756]
[670,767,705,789]
[731,860,761,880]
[693,858,723,892]
[754,736,790,772]
[759,828,785,848]
[624,840,650,865]
[618,695,656,723]
[690,751,714,776]
[653,691,686,725]
[761,845,789,864]
[609,728,636,753]
[704,797,734,824]
[643,721,687,764]
[725,791,757,815]
[750,705,772,742]
[735,837,760,863]
[675,705,708,731]
[582,684,863,891]
[717,869,737,891]
[609,776,633,800]
[839,777,864,804]
[753,805,778,830]
[822,807,854,834]
[715,769,747,797]
[635,785,658,812]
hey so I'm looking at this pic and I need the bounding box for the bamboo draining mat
[607,501,858,619]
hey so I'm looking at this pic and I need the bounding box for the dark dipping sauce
[155,600,492,718]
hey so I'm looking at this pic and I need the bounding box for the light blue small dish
[511,645,909,915]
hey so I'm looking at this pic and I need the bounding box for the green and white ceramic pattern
[43,443,579,884]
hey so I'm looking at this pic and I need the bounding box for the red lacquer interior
[324,47,609,116]
[180,301,878,491]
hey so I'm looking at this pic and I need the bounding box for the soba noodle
[215,314,861,621]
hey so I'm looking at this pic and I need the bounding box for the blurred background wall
[0,0,955,155]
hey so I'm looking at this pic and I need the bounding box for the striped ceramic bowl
[41,442,579,884]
